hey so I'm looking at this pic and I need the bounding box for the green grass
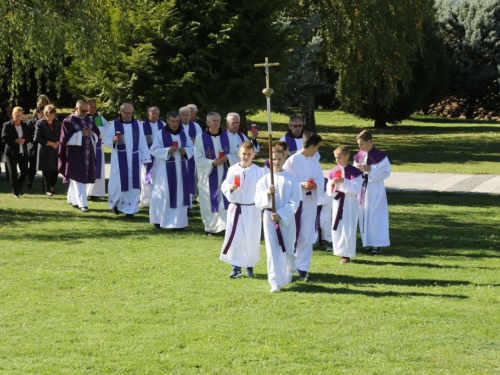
[1,182,499,374]
[248,111,500,174]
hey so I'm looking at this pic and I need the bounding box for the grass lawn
[248,111,500,174]
[0,181,499,373]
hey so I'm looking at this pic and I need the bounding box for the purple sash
[333,191,345,231]
[222,203,255,254]
[285,134,298,153]
[143,119,165,184]
[201,132,230,213]
[161,129,190,208]
[184,121,198,194]
[264,159,270,169]
[114,119,140,192]
[316,205,323,245]
[294,201,303,252]
[328,164,362,181]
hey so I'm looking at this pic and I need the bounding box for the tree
[435,0,500,119]
[310,0,437,127]
[0,0,117,105]
[66,0,294,129]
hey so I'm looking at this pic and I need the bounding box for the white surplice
[219,163,263,268]
[326,172,362,257]
[149,130,193,228]
[226,131,260,154]
[104,120,151,214]
[193,132,239,233]
[87,114,108,198]
[255,171,301,288]
[354,156,391,247]
[140,121,164,207]
[279,135,320,161]
[283,153,324,272]
[317,189,334,244]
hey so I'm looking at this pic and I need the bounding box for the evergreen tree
[435,0,500,119]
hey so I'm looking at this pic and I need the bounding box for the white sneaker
[270,285,281,293]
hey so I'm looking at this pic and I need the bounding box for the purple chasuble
[142,119,165,184]
[284,134,298,153]
[58,113,100,184]
[114,119,141,192]
[161,128,190,208]
[201,132,230,213]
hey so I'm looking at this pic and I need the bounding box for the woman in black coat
[27,105,45,189]
[34,105,60,196]
[1,106,32,197]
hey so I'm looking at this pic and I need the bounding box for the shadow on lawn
[353,259,497,270]
[286,283,468,299]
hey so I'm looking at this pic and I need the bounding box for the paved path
[321,170,500,195]
[22,165,500,195]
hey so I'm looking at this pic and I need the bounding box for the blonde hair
[12,106,23,114]
[334,145,350,157]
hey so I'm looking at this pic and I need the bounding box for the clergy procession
[1,97,391,293]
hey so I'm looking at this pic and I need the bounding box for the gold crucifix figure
[254,57,280,97]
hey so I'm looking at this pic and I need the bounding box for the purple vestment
[58,113,100,184]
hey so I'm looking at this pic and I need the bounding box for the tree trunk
[374,118,388,128]
[301,96,317,133]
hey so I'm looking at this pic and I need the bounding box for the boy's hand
[268,185,275,195]
[333,178,344,185]
[230,184,239,191]
[271,212,280,222]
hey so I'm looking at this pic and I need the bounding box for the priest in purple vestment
[58,99,100,212]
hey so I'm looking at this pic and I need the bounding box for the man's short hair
[302,131,322,149]
[226,112,240,122]
[148,106,159,113]
[120,103,134,111]
[187,104,198,112]
[272,145,285,156]
[289,114,303,124]
[76,99,88,108]
[206,111,220,120]
[179,106,191,114]
[334,145,350,157]
[276,141,289,152]
[357,130,372,142]
[166,111,179,119]
[240,141,254,150]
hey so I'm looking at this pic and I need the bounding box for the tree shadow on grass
[285,283,468,299]
[308,272,470,288]
[353,259,497,270]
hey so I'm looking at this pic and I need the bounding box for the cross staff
[254,57,279,212]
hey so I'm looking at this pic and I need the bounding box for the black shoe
[246,267,254,277]
[298,270,308,281]
[112,207,120,215]
[154,224,161,229]
[229,267,242,278]
[371,247,381,254]
[90,196,101,202]
[126,214,135,218]
[205,231,213,236]
[81,207,89,212]
[72,205,79,209]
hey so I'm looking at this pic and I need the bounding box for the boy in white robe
[255,145,301,293]
[283,131,324,281]
[316,177,334,250]
[149,111,193,229]
[353,130,391,253]
[326,146,363,263]
[220,141,264,278]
